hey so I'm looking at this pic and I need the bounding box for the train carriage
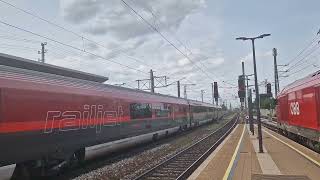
[276,70,320,148]
[0,62,223,178]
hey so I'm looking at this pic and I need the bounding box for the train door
[280,95,289,125]
[300,87,317,130]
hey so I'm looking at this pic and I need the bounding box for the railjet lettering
[44,105,123,133]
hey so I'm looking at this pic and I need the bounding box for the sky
[0,0,319,107]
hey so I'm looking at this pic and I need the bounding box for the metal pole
[41,43,45,63]
[184,85,187,99]
[39,42,47,63]
[201,90,204,102]
[211,83,214,105]
[273,48,279,97]
[248,89,254,135]
[242,61,247,110]
[150,69,155,93]
[251,39,263,153]
[137,80,140,89]
[177,81,181,98]
[214,82,219,106]
[246,76,249,104]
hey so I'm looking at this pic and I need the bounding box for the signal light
[238,75,246,98]
[267,83,272,94]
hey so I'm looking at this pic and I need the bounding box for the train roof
[0,53,108,83]
[279,69,320,96]
[0,64,216,107]
[188,99,219,108]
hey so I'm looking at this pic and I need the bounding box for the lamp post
[236,33,271,153]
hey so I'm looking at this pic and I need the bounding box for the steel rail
[134,114,239,180]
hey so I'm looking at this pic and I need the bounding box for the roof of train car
[0,64,218,107]
[0,53,108,83]
[279,70,320,97]
[188,99,218,108]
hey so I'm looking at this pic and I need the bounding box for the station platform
[188,123,320,180]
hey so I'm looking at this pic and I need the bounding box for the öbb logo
[290,102,300,115]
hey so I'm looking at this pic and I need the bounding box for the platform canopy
[0,53,108,83]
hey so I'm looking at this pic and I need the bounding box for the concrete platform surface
[188,122,320,180]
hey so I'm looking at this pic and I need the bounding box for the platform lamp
[236,33,271,153]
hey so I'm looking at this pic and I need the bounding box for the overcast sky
[0,0,319,107]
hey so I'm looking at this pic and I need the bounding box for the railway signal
[241,61,247,110]
[267,83,272,96]
[238,75,246,108]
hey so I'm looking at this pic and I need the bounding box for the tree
[253,96,276,109]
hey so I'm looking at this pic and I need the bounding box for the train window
[193,106,206,113]
[153,103,171,117]
[130,103,152,119]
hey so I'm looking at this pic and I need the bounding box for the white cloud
[61,0,206,40]
[52,0,228,103]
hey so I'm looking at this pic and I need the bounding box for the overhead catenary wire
[0,0,233,98]
[0,20,149,75]
[119,0,217,83]
[285,43,320,71]
[0,5,193,91]
[129,0,226,84]
[286,50,320,74]
[0,0,160,71]
[279,46,320,79]
[0,0,200,88]
[280,58,319,80]
[284,31,319,67]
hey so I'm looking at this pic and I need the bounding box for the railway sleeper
[165,164,189,169]
[157,169,184,174]
[151,172,180,177]
[161,167,186,171]
[154,169,183,174]
[164,164,190,169]
[174,158,197,163]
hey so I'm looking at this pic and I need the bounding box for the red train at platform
[276,70,320,150]
[0,54,225,179]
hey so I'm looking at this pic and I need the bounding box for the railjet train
[0,55,224,179]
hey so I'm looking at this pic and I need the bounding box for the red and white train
[276,70,320,151]
[0,55,224,179]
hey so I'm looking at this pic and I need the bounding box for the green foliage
[253,97,276,109]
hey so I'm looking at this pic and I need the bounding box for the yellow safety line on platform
[222,125,245,180]
[263,129,320,167]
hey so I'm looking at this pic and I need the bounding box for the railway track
[134,115,239,180]
[261,119,320,153]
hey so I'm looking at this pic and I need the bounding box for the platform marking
[222,124,245,180]
[263,128,320,167]
[187,125,239,180]
[250,129,281,175]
